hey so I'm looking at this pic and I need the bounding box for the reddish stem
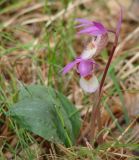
[90,24,120,144]
[99,7,122,94]
[99,36,118,95]
[89,8,122,144]
[89,35,118,144]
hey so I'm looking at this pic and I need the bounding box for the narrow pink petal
[78,26,98,33]
[75,23,90,28]
[77,27,103,35]
[75,18,92,24]
[93,21,107,33]
[75,19,107,36]
[75,20,96,29]
[62,61,77,74]
[62,58,82,74]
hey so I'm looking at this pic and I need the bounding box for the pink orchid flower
[63,57,99,93]
[63,9,122,93]
[76,19,111,59]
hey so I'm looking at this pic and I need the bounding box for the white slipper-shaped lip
[79,75,99,93]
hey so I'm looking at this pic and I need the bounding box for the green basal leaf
[9,85,81,147]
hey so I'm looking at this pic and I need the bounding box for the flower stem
[90,32,119,144]
[99,36,118,95]
[89,8,122,145]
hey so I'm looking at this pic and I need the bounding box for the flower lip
[79,74,99,93]
[77,59,94,77]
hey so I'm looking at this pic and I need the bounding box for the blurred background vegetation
[0,0,139,159]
